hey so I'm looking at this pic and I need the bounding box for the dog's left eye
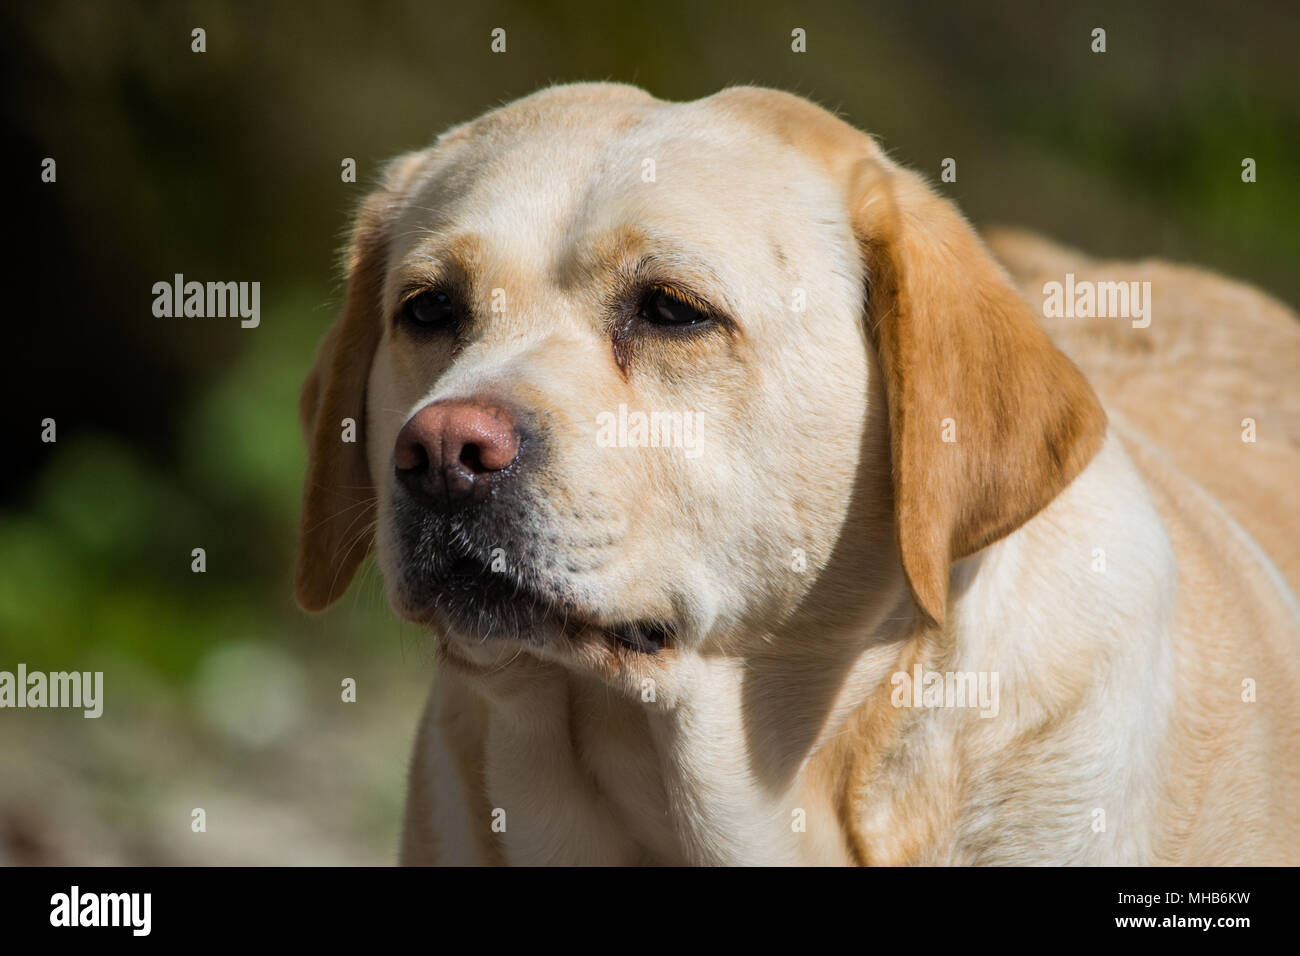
[638,287,710,328]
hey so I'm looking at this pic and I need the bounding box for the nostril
[459,442,486,474]
[396,437,430,474]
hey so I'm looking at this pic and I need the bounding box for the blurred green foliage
[0,295,316,673]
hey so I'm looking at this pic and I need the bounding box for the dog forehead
[390,89,844,276]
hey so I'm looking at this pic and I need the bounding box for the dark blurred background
[2,0,1296,863]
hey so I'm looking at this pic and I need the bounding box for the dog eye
[401,290,458,330]
[638,287,710,328]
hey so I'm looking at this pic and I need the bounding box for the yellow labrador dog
[296,84,1300,865]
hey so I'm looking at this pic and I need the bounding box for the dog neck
[427,514,925,864]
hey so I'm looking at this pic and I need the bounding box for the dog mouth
[413,546,673,656]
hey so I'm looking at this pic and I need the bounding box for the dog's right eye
[637,286,712,328]
[400,290,458,331]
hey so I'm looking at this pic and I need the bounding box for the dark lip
[419,547,673,655]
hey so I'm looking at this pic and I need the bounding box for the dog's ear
[295,151,427,612]
[712,88,1106,626]
[847,158,1106,626]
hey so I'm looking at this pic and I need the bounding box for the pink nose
[394,400,521,510]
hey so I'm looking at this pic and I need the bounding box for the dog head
[295,83,1104,676]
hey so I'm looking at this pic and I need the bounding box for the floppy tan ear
[296,151,427,612]
[712,87,1106,626]
[847,159,1107,626]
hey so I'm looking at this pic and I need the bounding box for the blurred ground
[1,646,431,865]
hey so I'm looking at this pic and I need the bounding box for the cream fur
[294,83,1300,865]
